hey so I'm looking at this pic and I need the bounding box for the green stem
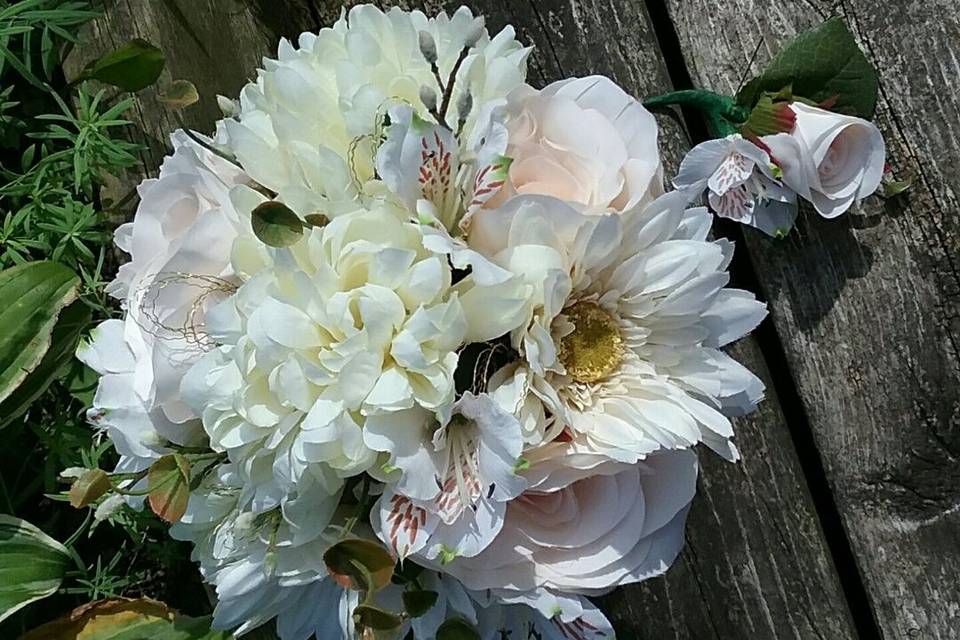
[644,89,750,138]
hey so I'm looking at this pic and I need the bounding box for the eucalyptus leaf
[352,603,404,631]
[324,538,395,592]
[158,79,199,109]
[68,468,111,508]
[0,515,71,623]
[147,454,190,523]
[251,201,304,248]
[80,38,165,92]
[0,300,90,428]
[436,617,481,640]
[0,261,79,406]
[403,589,439,618]
[737,17,878,119]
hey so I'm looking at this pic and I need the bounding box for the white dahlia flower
[77,133,254,473]
[469,191,767,462]
[218,4,529,215]
[181,196,472,509]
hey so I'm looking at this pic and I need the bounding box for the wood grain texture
[67,1,860,637]
[665,1,960,638]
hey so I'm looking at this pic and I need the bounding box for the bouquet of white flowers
[70,6,887,639]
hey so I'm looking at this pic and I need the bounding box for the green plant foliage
[78,38,165,92]
[737,17,879,119]
[147,455,191,524]
[0,299,89,428]
[436,617,481,640]
[324,538,396,593]
[251,200,304,247]
[0,260,79,404]
[0,515,71,623]
[19,598,231,639]
[403,589,439,618]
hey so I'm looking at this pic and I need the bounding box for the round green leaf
[69,468,112,508]
[403,589,439,618]
[736,17,878,119]
[437,617,481,640]
[324,538,395,592]
[81,39,165,92]
[0,262,79,407]
[147,454,190,523]
[251,201,304,248]
[158,79,200,109]
[352,603,404,631]
[0,515,70,623]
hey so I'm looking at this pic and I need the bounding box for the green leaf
[157,79,199,109]
[0,301,90,428]
[147,454,190,523]
[0,261,79,406]
[324,538,395,592]
[251,201,304,247]
[436,617,481,640]
[303,213,329,228]
[68,468,112,508]
[741,93,798,138]
[403,589,439,618]
[352,603,404,631]
[737,17,878,119]
[0,515,71,623]
[80,39,165,92]
[19,598,231,640]
[881,176,913,199]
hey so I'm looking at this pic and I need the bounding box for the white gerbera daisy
[469,191,768,462]
[217,4,529,216]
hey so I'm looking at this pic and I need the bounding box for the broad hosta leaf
[158,79,200,109]
[436,618,481,640]
[80,39,165,92]
[0,515,71,623]
[251,201,304,247]
[737,17,878,119]
[0,301,91,428]
[0,262,79,406]
[147,454,190,523]
[20,598,231,640]
[324,538,395,592]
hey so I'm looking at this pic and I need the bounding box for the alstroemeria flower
[766,102,885,218]
[367,392,526,561]
[674,134,799,236]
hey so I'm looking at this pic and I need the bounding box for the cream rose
[483,75,663,212]
[766,103,885,218]
[436,448,697,595]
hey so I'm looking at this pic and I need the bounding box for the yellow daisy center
[558,302,622,384]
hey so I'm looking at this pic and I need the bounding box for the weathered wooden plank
[68,1,859,637]
[665,1,960,638]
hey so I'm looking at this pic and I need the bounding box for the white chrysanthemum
[217,4,529,215]
[181,196,469,509]
[469,191,768,462]
[170,465,373,639]
[77,133,254,473]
